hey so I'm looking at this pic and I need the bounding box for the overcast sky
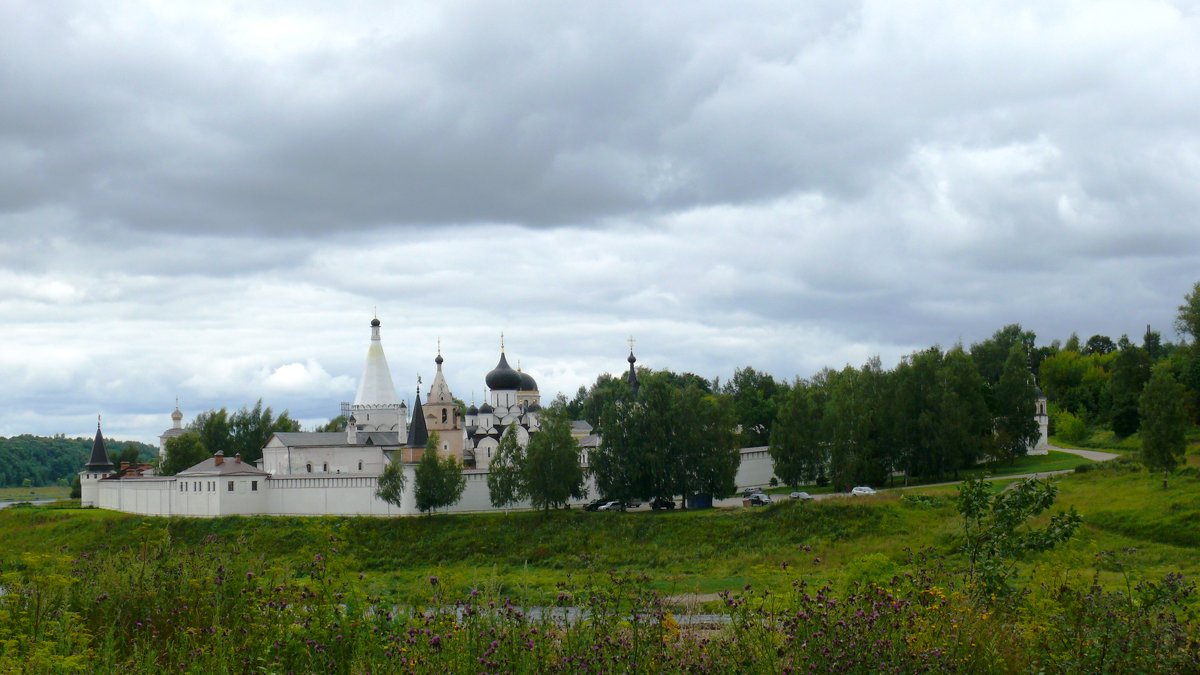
[2,1,1199,444]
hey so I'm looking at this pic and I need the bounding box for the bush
[1053,408,1088,443]
[1074,463,1093,474]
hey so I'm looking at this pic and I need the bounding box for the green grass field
[0,460,1195,609]
[0,485,70,502]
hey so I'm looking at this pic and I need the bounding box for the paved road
[728,444,1121,507]
[0,499,57,510]
[1048,443,1119,462]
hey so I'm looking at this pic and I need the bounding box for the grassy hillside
[2,461,1196,606]
[1,462,1196,672]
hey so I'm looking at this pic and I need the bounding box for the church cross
[627,335,636,352]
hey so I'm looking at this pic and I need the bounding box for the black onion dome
[371,318,381,327]
[479,401,495,414]
[485,352,522,390]
[435,354,444,366]
[468,403,479,415]
[628,351,637,364]
[518,371,537,391]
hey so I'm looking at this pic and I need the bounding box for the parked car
[789,491,813,501]
[850,486,877,496]
[746,493,773,506]
[583,499,608,512]
[650,497,676,510]
[742,488,765,498]
[596,500,624,511]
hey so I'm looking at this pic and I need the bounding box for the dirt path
[1047,444,1120,462]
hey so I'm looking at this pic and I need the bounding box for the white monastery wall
[735,446,776,489]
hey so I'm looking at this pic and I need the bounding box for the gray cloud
[1,1,1199,441]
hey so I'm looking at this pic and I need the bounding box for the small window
[306,463,312,473]
[251,481,258,492]
[323,462,328,472]
[358,460,363,471]
[442,408,448,423]
[227,481,234,492]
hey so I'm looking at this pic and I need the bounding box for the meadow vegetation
[1,461,1197,672]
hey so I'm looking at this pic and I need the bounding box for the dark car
[742,488,765,498]
[583,499,608,512]
[650,497,676,510]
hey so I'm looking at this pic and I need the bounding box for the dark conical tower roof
[406,390,429,449]
[85,418,114,472]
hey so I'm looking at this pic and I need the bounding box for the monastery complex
[82,318,781,517]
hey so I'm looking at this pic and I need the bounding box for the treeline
[567,281,1200,493]
[161,400,300,475]
[0,435,155,487]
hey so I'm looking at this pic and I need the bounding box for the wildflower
[429,576,439,587]
[430,634,442,649]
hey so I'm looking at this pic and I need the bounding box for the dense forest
[0,435,156,488]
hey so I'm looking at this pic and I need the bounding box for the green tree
[160,432,210,476]
[374,457,407,510]
[115,443,141,468]
[1139,364,1188,489]
[188,400,301,464]
[992,343,1040,463]
[1175,280,1200,342]
[487,424,526,509]
[1084,334,1116,356]
[1109,342,1152,437]
[676,384,740,503]
[957,475,1081,598]
[971,324,1037,387]
[1064,332,1082,353]
[523,406,585,511]
[935,346,992,476]
[769,380,825,486]
[413,432,466,514]
[591,382,647,506]
[317,415,348,432]
[722,366,781,447]
[892,349,942,481]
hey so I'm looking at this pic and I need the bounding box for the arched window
[442,408,448,423]
[306,463,312,473]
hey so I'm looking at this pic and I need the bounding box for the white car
[789,491,813,501]
[746,493,773,506]
[596,500,624,511]
[850,486,876,496]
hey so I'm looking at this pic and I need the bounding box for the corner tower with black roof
[80,415,115,507]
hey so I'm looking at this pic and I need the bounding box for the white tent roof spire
[354,316,400,406]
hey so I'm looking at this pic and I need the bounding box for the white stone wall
[735,446,776,489]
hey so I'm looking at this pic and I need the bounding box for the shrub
[1052,408,1087,443]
